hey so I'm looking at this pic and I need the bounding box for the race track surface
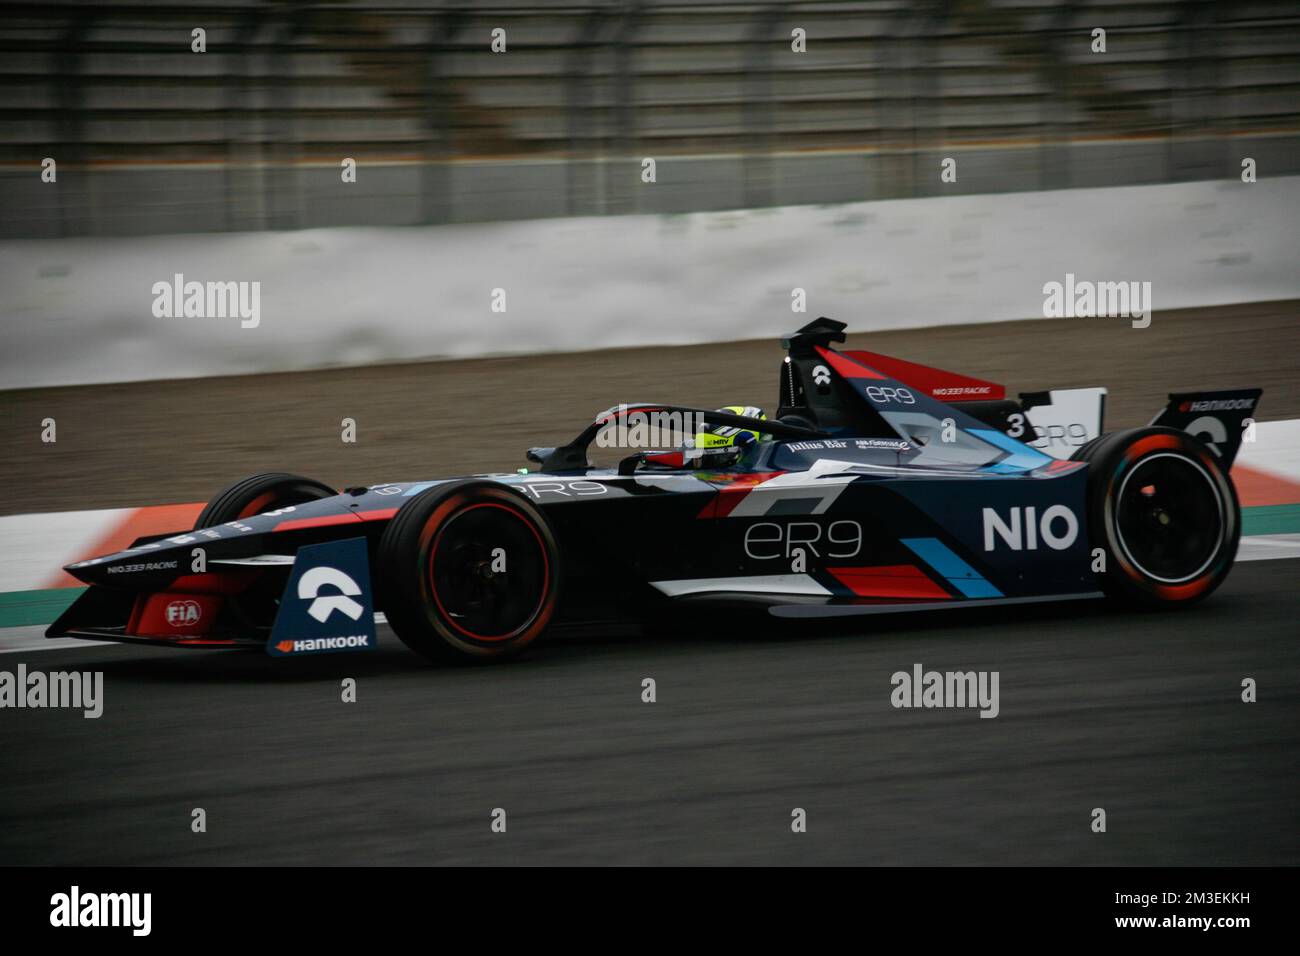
[2,558,1296,866]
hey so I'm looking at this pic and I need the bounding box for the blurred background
[2,0,1299,237]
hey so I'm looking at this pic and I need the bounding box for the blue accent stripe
[970,428,1054,473]
[402,481,439,497]
[901,537,1003,598]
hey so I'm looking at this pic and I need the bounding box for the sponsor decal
[106,560,179,575]
[1025,422,1090,450]
[812,365,832,386]
[744,520,863,560]
[781,437,916,454]
[1180,398,1255,413]
[299,566,364,623]
[517,479,608,499]
[982,505,1079,551]
[371,485,404,495]
[274,635,371,654]
[268,537,377,657]
[786,439,848,452]
[864,385,916,405]
[933,385,994,397]
[165,599,202,627]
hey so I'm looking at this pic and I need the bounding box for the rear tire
[1073,427,1238,607]
[195,472,336,529]
[377,480,561,662]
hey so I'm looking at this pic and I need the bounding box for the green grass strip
[0,587,85,628]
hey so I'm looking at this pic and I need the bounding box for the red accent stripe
[274,512,363,531]
[696,472,784,518]
[356,508,399,521]
[827,565,952,599]
[814,345,886,380]
[1045,459,1083,473]
[841,350,1005,400]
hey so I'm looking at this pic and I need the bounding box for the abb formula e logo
[268,537,376,657]
[864,385,916,406]
[982,505,1079,551]
[298,566,365,622]
[165,599,202,627]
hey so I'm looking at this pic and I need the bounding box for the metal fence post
[743,4,784,210]
[612,1,643,214]
[422,9,465,225]
[566,8,606,217]
[53,12,94,236]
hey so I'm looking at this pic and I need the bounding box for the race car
[48,317,1261,662]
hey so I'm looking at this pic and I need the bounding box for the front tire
[377,480,561,662]
[195,472,336,529]
[1074,427,1239,607]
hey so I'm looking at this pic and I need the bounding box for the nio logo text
[864,386,915,406]
[744,520,863,560]
[299,566,364,622]
[982,505,1078,551]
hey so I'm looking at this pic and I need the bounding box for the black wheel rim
[428,504,548,641]
[1115,453,1223,583]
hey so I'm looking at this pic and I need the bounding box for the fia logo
[299,566,365,622]
[812,365,832,387]
[165,599,202,627]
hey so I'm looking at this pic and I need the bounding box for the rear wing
[1149,389,1263,469]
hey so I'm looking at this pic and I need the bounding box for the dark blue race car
[49,318,1261,662]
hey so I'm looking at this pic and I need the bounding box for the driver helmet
[690,405,770,465]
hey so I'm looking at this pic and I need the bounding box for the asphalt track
[1,558,1296,866]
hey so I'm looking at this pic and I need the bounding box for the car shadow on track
[78,589,1249,687]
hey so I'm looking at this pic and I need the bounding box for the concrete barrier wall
[2,175,1298,390]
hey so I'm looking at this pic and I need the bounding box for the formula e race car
[48,318,1261,662]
